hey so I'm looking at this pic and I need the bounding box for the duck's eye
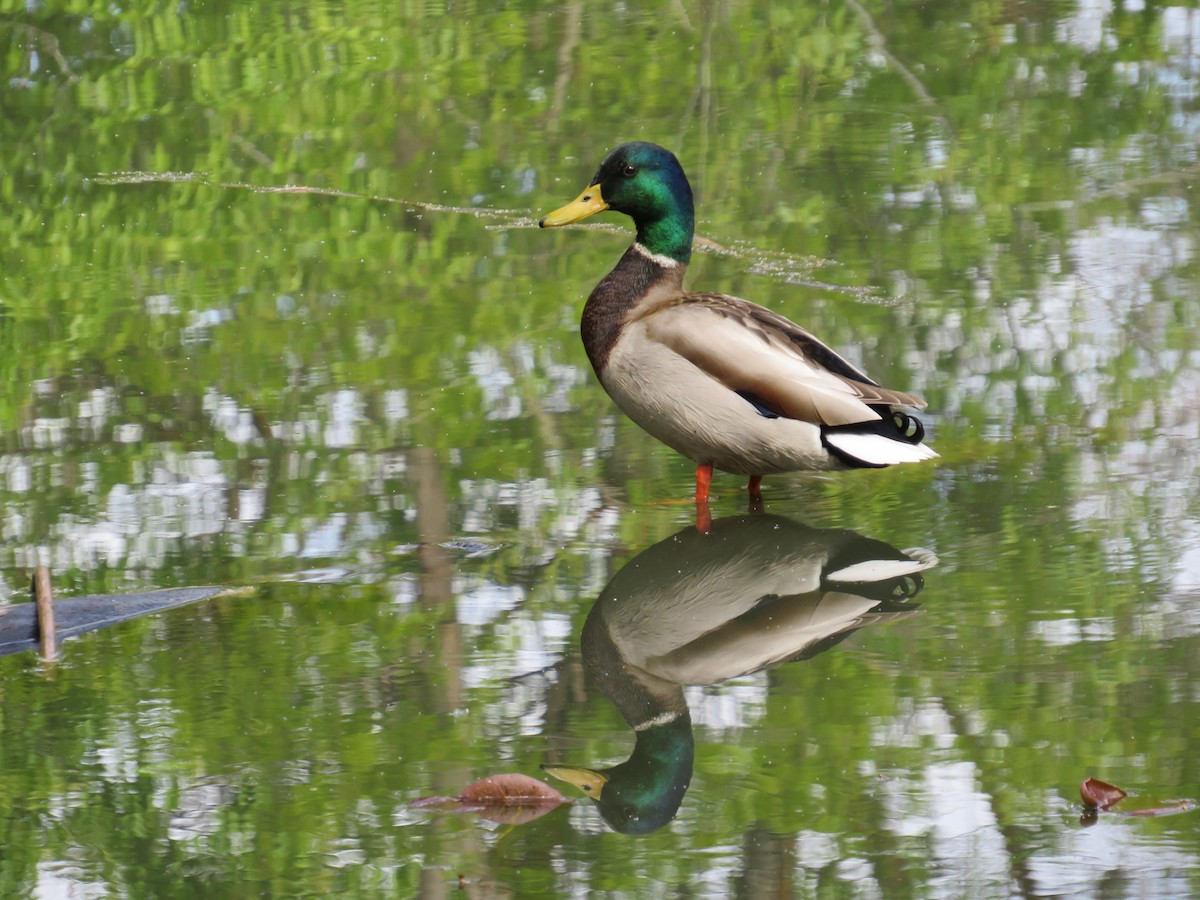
[621,164,638,178]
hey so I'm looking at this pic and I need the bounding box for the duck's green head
[540,713,695,835]
[541,758,693,835]
[540,141,695,264]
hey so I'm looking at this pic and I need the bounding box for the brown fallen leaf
[458,773,566,806]
[410,773,569,825]
[1080,777,1127,811]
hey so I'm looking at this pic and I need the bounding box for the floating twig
[32,565,55,661]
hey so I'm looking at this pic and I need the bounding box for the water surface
[2,1,1199,896]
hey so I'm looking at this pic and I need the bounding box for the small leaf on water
[458,773,566,806]
[1081,777,1127,810]
[409,774,568,826]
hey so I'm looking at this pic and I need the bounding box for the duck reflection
[542,513,936,834]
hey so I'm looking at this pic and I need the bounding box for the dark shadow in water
[543,513,937,834]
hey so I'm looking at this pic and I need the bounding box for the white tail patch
[827,548,939,583]
[824,431,938,466]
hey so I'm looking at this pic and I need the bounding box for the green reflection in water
[0,0,1198,896]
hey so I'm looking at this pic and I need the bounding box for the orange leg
[695,463,714,504]
[694,464,714,533]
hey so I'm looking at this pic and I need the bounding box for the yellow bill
[539,184,608,227]
[540,764,608,797]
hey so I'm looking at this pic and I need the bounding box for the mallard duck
[539,142,937,505]
[542,513,937,833]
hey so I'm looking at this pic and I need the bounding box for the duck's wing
[636,292,925,427]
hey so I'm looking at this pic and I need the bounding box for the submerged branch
[0,20,80,84]
[91,172,876,298]
[844,0,955,139]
